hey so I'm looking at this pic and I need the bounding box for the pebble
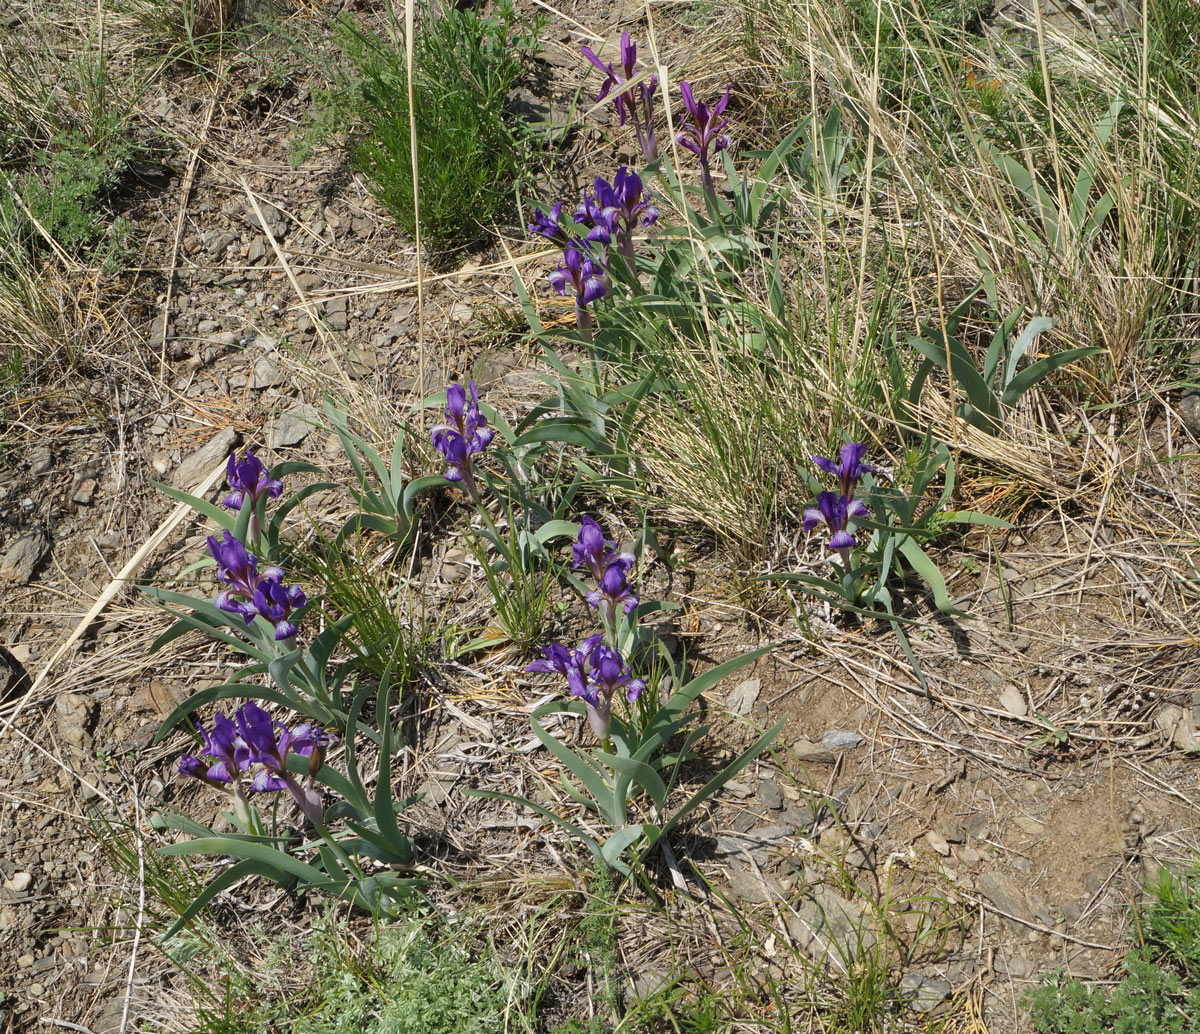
[901,971,952,1013]
[4,871,32,892]
[792,739,836,765]
[268,405,318,448]
[925,830,951,856]
[72,478,97,506]
[758,777,783,810]
[1013,816,1045,836]
[998,684,1028,716]
[822,730,865,750]
[1,528,50,584]
[725,678,761,716]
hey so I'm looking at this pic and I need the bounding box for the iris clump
[803,443,874,561]
[581,32,660,162]
[179,701,328,826]
[676,81,732,199]
[207,530,307,641]
[585,167,658,270]
[527,518,645,749]
[430,380,494,501]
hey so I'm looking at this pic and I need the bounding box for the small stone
[56,693,93,752]
[726,867,787,903]
[268,405,317,448]
[998,955,1038,980]
[822,730,865,750]
[250,357,280,389]
[725,779,754,799]
[726,678,761,716]
[759,777,783,810]
[1013,816,1045,836]
[28,445,52,475]
[1,528,50,584]
[956,847,983,863]
[900,972,952,1013]
[172,427,239,488]
[4,871,32,893]
[72,478,97,506]
[925,831,951,856]
[17,954,33,968]
[324,297,349,331]
[792,739,836,765]
[998,685,1028,717]
[786,884,876,964]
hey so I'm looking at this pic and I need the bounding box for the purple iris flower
[526,636,642,745]
[573,193,616,246]
[235,701,327,824]
[178,710,254,824]
[587,560,640,629]
[207,531,306,641]
[570,642,645,744]
[251,574,307,641]
[548,241,608,332]
[813,443,874,501]
[803,490,868,552]
[592,167,658,270]
[676,82,732,197]
[222,450,282,513]
[431,380,494,500]
[528,202,568,245]
[580,32,659,161]
[207,530,259,598]
[572,517,634,583]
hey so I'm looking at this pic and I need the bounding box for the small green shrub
[322,2,544,254]
[1028,859,1200,1033]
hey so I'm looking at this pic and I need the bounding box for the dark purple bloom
[235,701,326,823]
[591,167,658,270]
[207,530,259,598]
[803,490,868,552]
[179,711,250,795]
[676,82,732,196]
[572,517,634,583]
[581,31,659,161]
[587,560,639,629]
[570,642,645,743]
[431,380,494,498]
[251,575,306,641]
[222,450,283,513]
[813,443,874,501]
[527,635,641,744]
[528,201,568,245]
[207,532,305,641]
[548,241,608,311]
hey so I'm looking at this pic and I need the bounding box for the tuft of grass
[306,2,544,255]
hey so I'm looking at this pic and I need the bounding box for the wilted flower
[803,490,868,553]
[548,241,608,332]
[431,380,494,500]
[676,81,732,197]
[581,31,659,161]
[528,202,568,245]
[813,443,874,501]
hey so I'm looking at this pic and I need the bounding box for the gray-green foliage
[1028,860,1200,1033]
[289,920,518,1034]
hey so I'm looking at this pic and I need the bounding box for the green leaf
[529,713,614,820]
[604,755,667,812]
[160,858,264,940]
[999,346,1105,407]
[151,481,235,530]
[660,718,786,837]
[897,536,962,615]
[600,825,650,868]
[942,510,1013,529]
[1002,316,1056,387]
[159,837,330,884]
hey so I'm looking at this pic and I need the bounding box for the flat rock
[55,693,93,753]
[758,777,783,810]
[998,684,1028,717]
[0,645,30,700]
[250,356,281,389]
[725,866,788,903]
[822,730,865,750]
[900,971,952,1013]
[172,427,239,488]
[792,739,836,765]
[976,870,1035,931]
[268,405,318,448]
[725,677,761,716]
[1,528,50,584]
[786,884,876,964]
